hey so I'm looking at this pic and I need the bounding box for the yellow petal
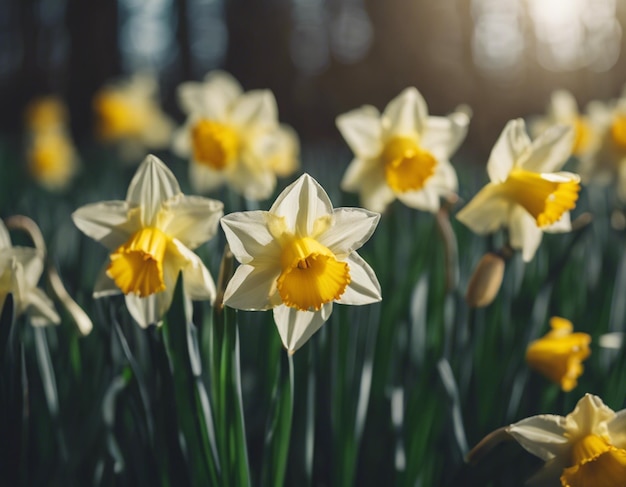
[561,434,626,487]
[107,227,170,297]
[93,90,148,140]
[191,119,239,170]
[501,169,580,228]
[381,136,436,193]
[276,237,350,311]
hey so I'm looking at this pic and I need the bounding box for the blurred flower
[93,73,174,161]
[526,316,591,392]
[336,87,469,213]
[0,219,59,326]
[465,252,505,308]
[72,154,223,327]
[507,394,626,486]
[220,173,381,353]
[457,119,580,262]
[172,70,300,200]
[530,90,597,158]
[26,130,79,192]
[24,96,68,132]
[23,96,79,192]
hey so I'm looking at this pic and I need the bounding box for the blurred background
[1,0,626,157]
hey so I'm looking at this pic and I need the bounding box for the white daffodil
[456,119,581,262]
[507,394,626,486]
[93,73,174,161]
[72,154,223,327]
[172,70,300,201]
[530,90,598,160]
[0,220,59,326]
[336,87,469,213]
[220,173,381,353]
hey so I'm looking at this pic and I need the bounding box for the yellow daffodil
[507,394,626,486]
[457,119,581,262]
[530,90,597,158]
[220,173,381,353]
[0,220,59,326]
[526,317,591,392]
[336,87,470,213]
[72,155,223,327]
[93,73,174,161]
[26,130,79,192]
[172,70,300,200]
[24,96,68,132]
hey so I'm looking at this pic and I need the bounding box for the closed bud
[465,252,505,308]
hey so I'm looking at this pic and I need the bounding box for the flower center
[560,434,626,487]
[276,237,350,311]
[107,227,169,297]
[610,114,626,151]
[381,136,436,193]
[501,169,580,228]
[572,117,592,156]
[93,92,147,140]
[525,317,591,392]
[191,119,239,171]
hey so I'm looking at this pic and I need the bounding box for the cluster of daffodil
[10,72,626,486]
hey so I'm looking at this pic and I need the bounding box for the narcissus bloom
[457,119,581,262]
[72,155,223,327]
[526,317,591,392]
[0,220,59,326]
[26,130,79,192]
[220,173,382,353]
[530,90,596,158]
[507,394,626,486]
[93,73,174,160]
[336,87,469,213]
[172,70,300,200]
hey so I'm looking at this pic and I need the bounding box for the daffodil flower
[336,87,469,213]
[93,73,174,161]
[0,220,59,326]
[507,394,626,486]
[220,173,381,353]
[530,90,596,158]
[525,317,591,392]
[26,130,79,192]
[72,155,223,327]
[456,119,581,262]
[172,70,300,200]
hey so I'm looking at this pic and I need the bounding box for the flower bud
[465,252,505,308]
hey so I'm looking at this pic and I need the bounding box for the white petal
[230,90,277,129]
[72,201,134,250]
[27,288,60,326]
[270,173,334,236]
[9,247,43,289]
[383,87,428,137]
[340,158,395,213]
[273,302,332,353]
[549,90,579,121]
[506,414,569,461]
[317,208,379,256]
[421,111,470,160]
[124,263,179,328]
[220,211,282,265]
[0,220,11,249]
[456,184,510,235]
[177,72,241,119]
[250,125,300,177]
[341,157,377,192]
[93,266,121,298]
[565,394,615,437]
[337,253,381,305]
[397,186,441,213]
[172,241,216,302]
[336,106,384,159]
[521,124,574,173]
[223,263,279,310]
[171,123,192,157]
[159,194,223,250]
[509,205,543,262]
[188,160,226,194]
[608,409,626,449]
[525,458,568,487]
[227,157,276,201]
[487,119,531,183]
[126,155,181,227]
[427,159,458,194]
